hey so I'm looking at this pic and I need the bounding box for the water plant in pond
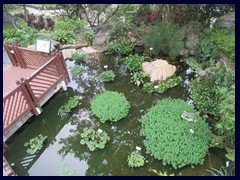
[80,127,110,151]
[130,71,148,86]
[143,76,182,94]
[72,51,85,63]
[58,96,80,118]
[152,169,175,176]
[58,165,76,176]
[91,91,130,123]
[122,54,145,72]
[24,134,47,155]
[139,98,210,169]
[99,70,116,82]
[127,151,145,168]
[70,66,84,77]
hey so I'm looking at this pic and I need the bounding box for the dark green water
[4,54,226,176]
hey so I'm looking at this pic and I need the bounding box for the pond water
[4,54,226,176]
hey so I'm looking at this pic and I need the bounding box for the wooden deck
[3,44,71,176]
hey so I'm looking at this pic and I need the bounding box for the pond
[4,54,226,176]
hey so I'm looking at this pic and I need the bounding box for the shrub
[123,54,145,72]
[83,30,94,45]
[54,18,86,32]
[143,22,184,59]
[130,71,148,86]
[72,51,85,63]
[127,152,145,168]
[24,134,47,155]
[99,70,116,82]
[58,96,80,118]
[70,66,84,77]
[106,40,134,56]
[80,127,110,151]
[139,98,210,169]
[209,28,235,61]
[109,21,130,41]
[143,76,182,94]
[54,30,75,44]
[91,91,131,123]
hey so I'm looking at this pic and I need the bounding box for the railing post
[4,44,17,66]
[13,45,26,68]
[58,51,70,84]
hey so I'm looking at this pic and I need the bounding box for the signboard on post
[36,39,51,53]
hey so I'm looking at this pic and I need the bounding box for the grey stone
[62,48,76,60]
[215,12,235,31]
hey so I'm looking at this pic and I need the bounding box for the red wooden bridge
[3,44,70,176]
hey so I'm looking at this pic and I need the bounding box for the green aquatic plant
[99,70,116,82]
[152,169,175,176]
[123,54,145,72]
[143,76,182,94]
[58,96,80,118]
[130,71,148,86]
[58,165,76,176]
[80,127,110,151]
[72,51,85,63]
[70,66,84,77]
[24,134,47,155]
[139,98,210,169]
[91,91,130,123]
[127,151,145,168]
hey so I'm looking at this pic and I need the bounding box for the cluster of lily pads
[24,134,47,155]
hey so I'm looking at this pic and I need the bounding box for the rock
[181,112,196,122]
[82,47,98,59]
[215,12,235,31]
[62,48,76,60]
[59,43,88,50]
[142,59,176,83]
[179,48,190,58]
[197,70,206,77]
[185,34,199,50]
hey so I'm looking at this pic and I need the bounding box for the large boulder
[82,47,98,59]
[215,12,235,31]
[142,59,176,83]
[62,48,76,60]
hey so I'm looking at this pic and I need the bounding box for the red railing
[3,46,70,135]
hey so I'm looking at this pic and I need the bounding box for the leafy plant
[123,54,145,72]
[143,21,184,59]
[152,169,175,176]
[130,71,148,86]
[54,18,86,32]
[58,96,80,118]
[209,28,235,61]
[139,98,210,169]
[83,30,95,45]
[80,127,110,151]
[106,40,134,55]
[70,66,84,77]
[185,57,203,73]
[99,70,116,82]
[91,91,131,123]
[58,165,76,176]
[72,51,85,63]
[24,134,47,155]
[206,166,229,176]
[127,151,145,168]
[3,28,21,42]
[54,30,76,44]
[143,76,182,94]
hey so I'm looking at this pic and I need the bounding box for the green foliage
[58,165,76,176]
[127,152,145,168]
[122,54,145,72]
[106,40,134,56]
[152,169,175,176]
[99,70,116,82]
[206,166,229,176]
[91,91,131,123]
[143,76,182,94]
[185,57,203,73]
[130,71,148,86]
[4,27,38,47]
[72,51,85,63]
[109,21,130,41]
[54,30,75,44]
[139,98,210,169]
[80,127,110,151]
[209,28,235,61]
[54,18,86,32]
[143,22,184,59]
[83,30,94,45]
[70,66,84,77]
[58,96,80,118]
[15,17,29,30]
[24,134,47,155]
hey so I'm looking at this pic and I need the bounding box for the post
[13,45,26,68]
[58,51,70,84]
[4,44,17,66]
